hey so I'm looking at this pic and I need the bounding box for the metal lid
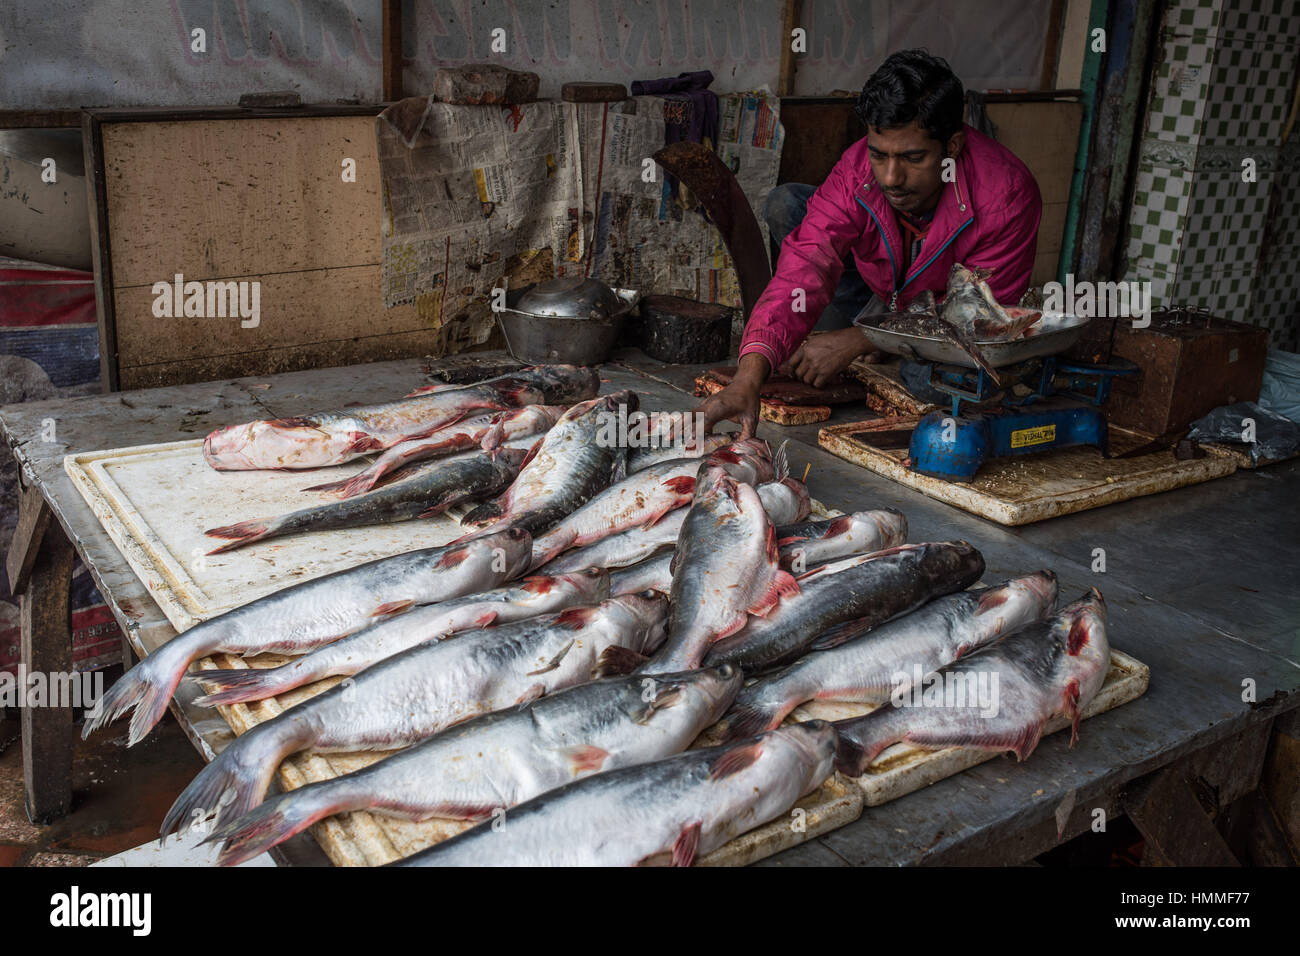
[515,277,623,320]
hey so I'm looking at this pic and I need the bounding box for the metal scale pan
[855,310,1092,368]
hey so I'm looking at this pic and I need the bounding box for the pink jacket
[739,124,1042,370]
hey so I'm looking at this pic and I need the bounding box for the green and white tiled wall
[1125,0,1300,351]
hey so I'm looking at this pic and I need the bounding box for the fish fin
[775,534,806,547]
[718,699,786,740]
[403,384,441,397]
[417,502,454,519]
[976,588,1010,613]
[472,610,499,628]
[610,453,628,485]
[203,519,274,553]
[344,433,385,455]
[561,744,610,775]
[265,416,317,430]
[515,684,546,708]
[749,569,800,618]
[1064,678,1083,746]
[300,476,350,494]
[526,638,575,676]
[825,514,854,536]
[661,475,696,496]
[372,599,415,618]
[593,645,649,678]
[952,642,973,660]
[772,440,790,481]
[553,606,598,630]
[191,665,298,707]
[672,822,702,867]
[1012,722,1046,762]
[517,436,544,470]
[809,618,875,651]
[519,576,557,594]
[434,547,470,569]
[209,782,365,866]
[421,803,498,822]
[709,740,763,780]
[637,686,683,724]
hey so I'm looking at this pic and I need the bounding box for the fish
[939,263,1041,342]
[389,720,836,866]
[609,552,675,595]
[833,588,1109,776]
[82,528,534,747]
[206,664,743,866]
[907,289,937,314]
[203,446,532,554]
[704,541,986,674]
[626,428,733,474]
[201,366,599,471]
[876,311,1003,385]
[304,405,565,498]
[537,510,686,575]
[160,591,669,835]
[189,569,610,706]
[775,509,908,571]
[525,458,700,571]
[718,571,1059,739]
[641,465,800,674]
[459,391,637,538]
[525,438,777,572]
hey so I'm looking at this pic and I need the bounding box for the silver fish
[83,528,533,747]
[160,592,669,835]
[775,509,908,571]
[609,552,675,595]
[719,571,1058,739]
[304,405,565,498]
[207,665,743,866]
[704,541,986,674]
[390,720,837,867]
[626,428,733,474]
[460,391,637,538]
[202,366,598,471]
[642,465,800,674]
[755,477,811,526]
[204,446,531,554]
[190,570,611,706]
[834,589,1109,776]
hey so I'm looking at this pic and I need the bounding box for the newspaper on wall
[378,92,783,354]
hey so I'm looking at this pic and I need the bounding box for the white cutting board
[64,440,470,631]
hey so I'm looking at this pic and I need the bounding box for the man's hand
[781,328,882,388]
[695,353,768,439]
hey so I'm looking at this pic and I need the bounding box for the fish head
[658,664,746,724]
[1054,588,1110,704]
[202,418,338,470]
[562,568,611,603]
[708,438,775,484]
[522,365,601,403]
[867,508,909,548]
[771,720,838,794]
[990,569,1060,623]
[768,478,812,524]
[694,463,739,502]
[604,590,670,652]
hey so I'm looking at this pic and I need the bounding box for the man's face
[867,121,961,216]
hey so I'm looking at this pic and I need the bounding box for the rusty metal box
[1106,310,1269,437]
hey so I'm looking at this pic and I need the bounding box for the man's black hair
[856,49,965,144]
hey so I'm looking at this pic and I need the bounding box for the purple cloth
[631,70,719,198]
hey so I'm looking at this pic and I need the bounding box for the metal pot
[497,278,639,365]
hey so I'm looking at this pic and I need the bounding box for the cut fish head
[770,720,838,795]
[203,418,341,470]
[471,527,534,579]
[757,478,811,525]
[866,508,908,547]
[519,364,601,403]
[1055,588,1110,698]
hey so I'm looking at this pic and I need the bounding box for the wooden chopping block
[636,295,734,364]
[705,366,868,405]
[694,372,831,425]
[433,64,540,105]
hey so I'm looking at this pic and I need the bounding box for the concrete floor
[0,664,205,866]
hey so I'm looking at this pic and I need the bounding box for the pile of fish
[85,363,1115,866]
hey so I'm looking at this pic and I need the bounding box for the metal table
[3,353,1297,865]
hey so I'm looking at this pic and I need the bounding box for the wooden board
[819,418,1239,526]
[694,374,832,426]
[797,649,1149,806]
[85,111,484,390]
[64,439,861,865]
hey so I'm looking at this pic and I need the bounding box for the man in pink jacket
[698,50,1042,437]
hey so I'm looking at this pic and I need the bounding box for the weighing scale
[856,313,1139,482]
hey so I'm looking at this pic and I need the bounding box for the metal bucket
[496,280,639,365]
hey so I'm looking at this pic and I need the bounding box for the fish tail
[332,469,384,499]
[299,476,351,494]
[832,713,899,777]
[203,518,278,553]
[461,500,504,528]
[161,722,296,838]
[191,662,308,706]
[82,640,195,746]
[209,778,363,866]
